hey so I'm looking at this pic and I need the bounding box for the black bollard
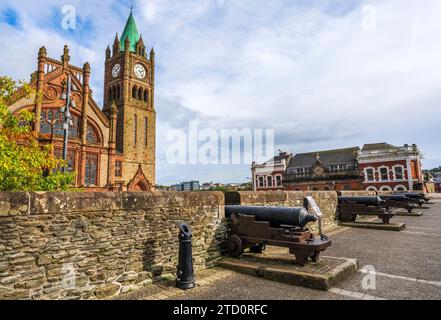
[176,222,195,290]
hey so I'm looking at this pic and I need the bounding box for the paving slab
[394,211,423,217]
[338,221,406,231]
[218,248,358,291]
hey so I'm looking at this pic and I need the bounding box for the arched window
[86,124,100,145]
[108,88,112,102]
[144,89,148,102]
[117,85,120,99]
[144,117,148,146]
[138,88,142,100]
[134,114,137,145]
[132,86,137,99]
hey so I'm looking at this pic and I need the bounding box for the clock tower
[103,10,156,190]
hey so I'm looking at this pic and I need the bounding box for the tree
[0,76,75,191]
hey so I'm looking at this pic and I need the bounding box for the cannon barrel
[379,195,408,201]
[395,192,425,199]
[225,205,317,229]
[338,196,385,206]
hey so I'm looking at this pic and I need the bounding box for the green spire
[120,11,140,52]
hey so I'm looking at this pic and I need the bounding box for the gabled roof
[362,142,397,152]
[287,147,359,168]
[120,12,140,52]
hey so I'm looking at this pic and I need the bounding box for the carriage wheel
[226,235,244,258]
[340,211,354,222]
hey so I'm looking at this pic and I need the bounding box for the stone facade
[0,191,226,300]
[225,191,338,232]
[7,12,156,192]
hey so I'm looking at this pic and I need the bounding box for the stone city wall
[0,191,226,300]
[225,191,338,232]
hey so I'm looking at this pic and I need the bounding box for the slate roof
[287,147,359,168]
[361,142,397,152]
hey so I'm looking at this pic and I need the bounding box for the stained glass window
[85,154,98,186]
[39,108,80,139]
[54,149,75,172]
[86,124,99,145]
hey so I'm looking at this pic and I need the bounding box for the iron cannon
[337,196,394,224]
[224,200,332,266]
[379,195,416,213]
[395,192,430,206]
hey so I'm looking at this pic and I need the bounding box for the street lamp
[60,75,75,173]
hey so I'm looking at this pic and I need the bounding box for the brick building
[358,143,424,192]
[251,151,293,191]
[8,11,156,191]
[283,147,362,191]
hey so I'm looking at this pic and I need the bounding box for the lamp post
[60,75,75,173]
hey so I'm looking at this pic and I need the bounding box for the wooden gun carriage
[337,196,395,224]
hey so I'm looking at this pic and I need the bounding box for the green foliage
[0,76,75,191]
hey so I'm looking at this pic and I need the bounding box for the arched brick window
[143,89,148,102]
[138,88,142,100]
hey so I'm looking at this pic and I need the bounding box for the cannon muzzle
[225,205,316,229]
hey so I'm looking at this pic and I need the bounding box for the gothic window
[85,153,98,186]
[144,89,148,102]
[117,85,120,99]
[132,86,137,99]
[54,148,75,172]
[86,124,99,145]
[144,117,148,146]
[115,161,122,177]
[108,88,112,102]
[39,108,80,139]
[134,114,138,144]
[138,88,142,100]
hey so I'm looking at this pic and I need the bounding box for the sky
[0,0,440,185]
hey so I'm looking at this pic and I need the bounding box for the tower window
[144,117,148,146]
[134,114,137,145]
[117,85,120,99]
[132,86,137,99]
[138,88,142,100]
[144,90,148,102]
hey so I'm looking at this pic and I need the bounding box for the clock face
[134,64,146,79]
[112,63,121,78]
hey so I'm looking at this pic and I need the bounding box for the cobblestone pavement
[118,201,441,300]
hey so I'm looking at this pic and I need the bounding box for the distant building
[358,143,424,192]
[201,182,215,191]
[171,181,200,192]
[251,151,293,191]
[283,147,361,191]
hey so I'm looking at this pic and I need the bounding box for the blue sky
[0,0,440,185]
